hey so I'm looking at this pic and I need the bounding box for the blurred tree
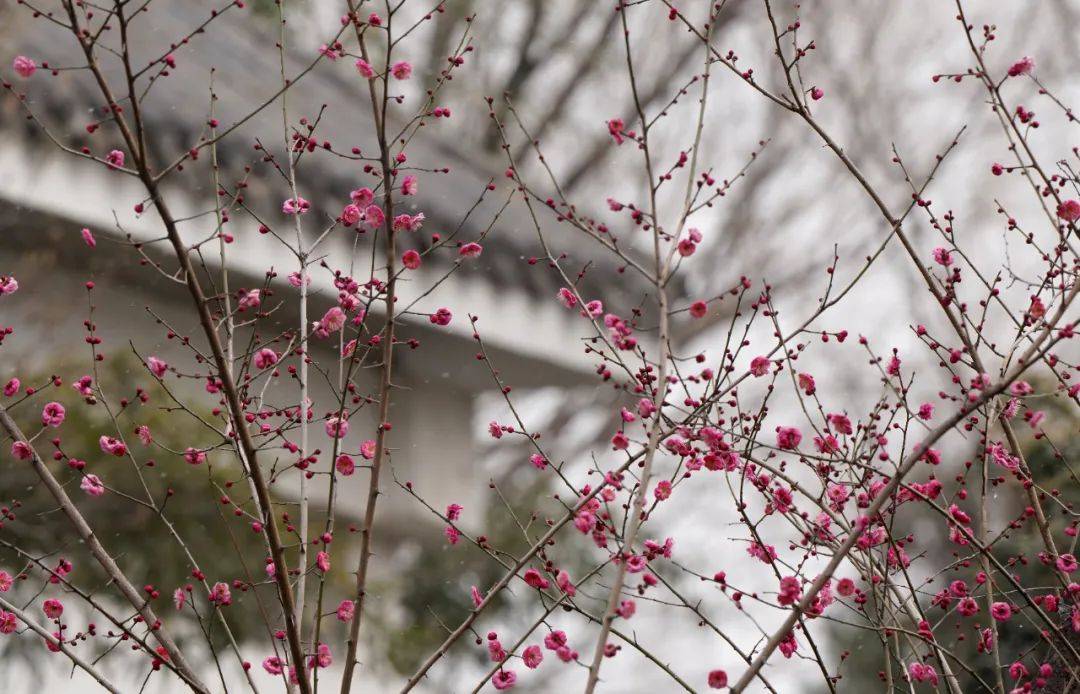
[0,353,276,656]
[819,383,1079,691]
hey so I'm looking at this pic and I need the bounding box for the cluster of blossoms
[1,2,1079,694]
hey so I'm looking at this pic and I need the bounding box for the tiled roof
[0,1,656,305]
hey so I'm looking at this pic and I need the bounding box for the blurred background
[0,0,1078,691]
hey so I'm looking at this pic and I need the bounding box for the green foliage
[820,389,1079,692]
[0,353,528,679]
[0,353,273,650]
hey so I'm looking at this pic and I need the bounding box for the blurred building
[0,1,625,535]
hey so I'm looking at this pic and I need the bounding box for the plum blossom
[70,376,92,397]
[99,436,127,457]
[363,204,385,230]
[308,644,335,671]
[1010,380,1034,396]
[607,118,625,145]
[777,576,802,605]
[336,600,355,622]
[325,415,349,439]
[105,149,125,169]
[492,669,517,690]
[957,597,979,616]
[826,483,850,509]
[523,645,543,669]
[314,306,346,337]
[0,276,19,295]
[747,542,778,564]
[828,412,852,434]
[776,426,802,450]
[1028,296,1046,321]
[147,356,168,378]
[355,58,375,78]
[209,582,232,606]
[253,348,278,369]
[543,630,568,652]
[80,228,96,248]
[392,212,425,232]
[400,175,418,195]
[1057,199,1080,222]
[429,307,452,326]
[390,61,412,80]
[42,599,63,619]
[814,434,839,453]
[335,454,355,476]
[487,634,506,662]
[236,289,261,310]
[1007,56,1035,77]
[778,632,798,658]
[523,569,549,589]
[749,355,770,377]
[458,242,483,259]
[350,188,374,206]
[556,287,578,309]
[136,425,152,445]
[908,662,939,685]
[41,402,65,427]
[80,475,105,497]
[341,204,362,225]
[990,601,1012,622]
[13,55,36,78]
[556,569,576,597]
[282,197,310,215]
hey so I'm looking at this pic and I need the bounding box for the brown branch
[0,404,208,693]
[0,593,123,693]
[340,8,400,692]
